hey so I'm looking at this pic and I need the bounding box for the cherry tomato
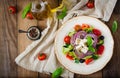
[81,24,90,30]
[93,29,101,36]
[97,45,104,55]
[85,58,93,65]
[66,53,73,60]
[64,36,71,44]
[26,12,34,19]
[86,0,94,9]
[74,24,81,31]
[9,6,16,14]
[38,53,46,61]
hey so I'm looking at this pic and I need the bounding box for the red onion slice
[70,31,87,46]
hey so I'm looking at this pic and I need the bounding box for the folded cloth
[15,0,117,78]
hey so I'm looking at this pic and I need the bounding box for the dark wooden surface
[0,0,120,78]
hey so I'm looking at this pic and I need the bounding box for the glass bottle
[31,0,51,20]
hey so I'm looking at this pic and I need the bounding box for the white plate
[55,16,114,75]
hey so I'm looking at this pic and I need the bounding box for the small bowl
[27,26,41,40]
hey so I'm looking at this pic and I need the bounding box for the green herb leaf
[22,3,32,19]
[92,54,99,60]
[88,46,95,52]
[85,27,93,33]
[52,67,64,78]
[57,7,67,19]
[62,6,67,12]
[63,44,69,48]
[112,20,118,32]
[75,58,79,63]
[87,36,93,46]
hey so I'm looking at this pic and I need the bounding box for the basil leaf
[57,7,67,19]
[88,46,95,52]
[52,67,64,78]
[92,54,99,60]
[57,12,66,19]
[112,20,118,32]
[87,36,93,46]
[85,27,93,33]
[22,3,32,19]
[62,6,67,13]
[63,44,69,48]
[75,58,79,63]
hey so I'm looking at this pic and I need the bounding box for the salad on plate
[62,24,105,65]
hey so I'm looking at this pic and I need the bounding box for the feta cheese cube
[81,46,88,53]
[75,38,88,53]
[75,38,81,45]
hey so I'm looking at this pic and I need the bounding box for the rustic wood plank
[0,0,119,78]
[0,0,18,77]
[103,0,120,78]
[17,0,38,77]
[75,71,102,78]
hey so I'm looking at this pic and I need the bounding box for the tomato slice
[74,24,81,31]
[97,45,104,55]
[64,36,71,44]
[93,29,101,36]
[85,58,93,65]
[81,24,90,30]
[66,54,73,60]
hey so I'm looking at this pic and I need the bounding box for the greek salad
[62,24,105,65]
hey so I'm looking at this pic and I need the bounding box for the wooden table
[0,0,120,77]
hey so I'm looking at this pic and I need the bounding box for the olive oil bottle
[31,0,51,20]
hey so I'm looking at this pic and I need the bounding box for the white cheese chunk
[75,38,81,45]
[81,46,88,53]
[76,45,82,52]
[75,38,88,53]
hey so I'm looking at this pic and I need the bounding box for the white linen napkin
[15,0,117,78]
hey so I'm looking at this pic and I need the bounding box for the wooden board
[0,0,120,77]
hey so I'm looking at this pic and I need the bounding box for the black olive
[79,59,85,63]
[99,35,104,40]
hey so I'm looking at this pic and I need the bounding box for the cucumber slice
[68,31,76,37]
[83,55,92,59]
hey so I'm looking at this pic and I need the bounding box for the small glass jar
[31,0,51,20]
